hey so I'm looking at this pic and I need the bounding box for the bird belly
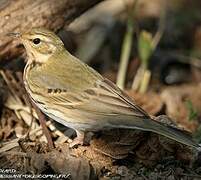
[39,107,102,132]
[27,91,104,132]
[47,112,93,131]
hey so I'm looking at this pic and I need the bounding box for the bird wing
[46,78,149,118]
[42,78,201,149]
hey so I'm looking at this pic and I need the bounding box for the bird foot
[69,136,84,148]
[69,131,93,148]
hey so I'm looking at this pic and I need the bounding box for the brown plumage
[18,28,200,149]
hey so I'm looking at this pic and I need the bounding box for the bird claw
[69,136,84,148]
[69,131,93,148]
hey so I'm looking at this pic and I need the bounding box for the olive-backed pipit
[16,28,199,149]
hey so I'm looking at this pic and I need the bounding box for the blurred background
[1,0,201,179]
[65,0,201,136]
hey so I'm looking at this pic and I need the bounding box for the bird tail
[108,116,200,150]
[147,119,199,149]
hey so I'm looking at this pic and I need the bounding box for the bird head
[10,28,65,64]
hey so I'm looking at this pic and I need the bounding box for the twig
[0,137,22,154]
[179,173,201,178]
[31,102,54,149]
[140,174,149,180]
[116,0,138,89]
[151,0,166,50]
[132,65,144,90]
[15,72,35,134]
[116,20,134,89]
[0,70,22,104]
[0,151,28,158]
[131,0,166,92]
[139,69,151,93]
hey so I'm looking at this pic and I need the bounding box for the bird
[13,27,200,149]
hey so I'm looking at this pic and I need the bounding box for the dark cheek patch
[31,40,53,55]
[39,43,51,54]
[47,49,53,54]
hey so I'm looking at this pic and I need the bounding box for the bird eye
[32,38,41,45]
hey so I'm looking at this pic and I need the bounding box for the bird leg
[69,130,93,148]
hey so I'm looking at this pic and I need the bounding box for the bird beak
[6,32,21,38]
